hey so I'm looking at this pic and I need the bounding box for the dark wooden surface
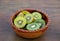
[0,0,60,41]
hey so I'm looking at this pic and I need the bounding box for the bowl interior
[11,9,49,32]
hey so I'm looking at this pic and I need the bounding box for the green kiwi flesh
[26,23,40,31]
[32,12,42,20]
[34,19,46,28]
[24,14,33,24]
[14,16,26,28]
[20,10,30,15]
[17,13,24,17]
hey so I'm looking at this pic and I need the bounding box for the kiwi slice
[17,12,24,17]
[32,12,42,20]
[24,14,33,24]
[14,16,26,28]
[26,23,40,31]
[20,10,30,15]
[17,11,30,17]
[34,19,46,28]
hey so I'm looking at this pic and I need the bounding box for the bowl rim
[10,9,50,33]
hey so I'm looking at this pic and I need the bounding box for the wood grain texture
[0,0,60,41]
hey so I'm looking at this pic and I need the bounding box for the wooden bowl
[10,9,49,39]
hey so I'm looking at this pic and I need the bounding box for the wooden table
[0,0,60,41]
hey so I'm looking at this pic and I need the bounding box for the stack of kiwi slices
[14,10,46,31]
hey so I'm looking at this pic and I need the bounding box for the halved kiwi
[20,10,30,15]
[34,19,46,28]
[26,23,40,31]
[24,14,33,24]
[14,16,26,28]
[17,11,30,17]
[17,13,24,17]
[32,12,42,20]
